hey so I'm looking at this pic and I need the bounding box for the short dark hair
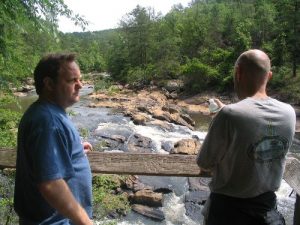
[34,53,76,95]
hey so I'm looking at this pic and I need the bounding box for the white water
[94,181,296,225]
[93,119,297,225]
[276,180,296,225]
[95,120,207,153]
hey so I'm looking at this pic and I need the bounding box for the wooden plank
[1,147,300,190]
[0,148,209,177]
[0,148,16,169]
[87,151,209,177]
[283,157,300,195]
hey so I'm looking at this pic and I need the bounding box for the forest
[0,0,299,150]
[1,0,299,147]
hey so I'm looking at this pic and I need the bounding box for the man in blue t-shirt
[14,53,93,225]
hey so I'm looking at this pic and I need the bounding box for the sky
[58,0,191,33]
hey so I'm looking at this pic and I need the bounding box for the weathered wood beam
[1,148,300,196]
[87,151,209,177]
[0,148,208,177]
[0,148,16,169]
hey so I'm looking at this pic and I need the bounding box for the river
[3,86,299,225]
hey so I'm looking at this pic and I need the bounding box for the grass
[92,175,130,220]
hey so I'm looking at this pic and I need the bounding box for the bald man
[197,49,296,225]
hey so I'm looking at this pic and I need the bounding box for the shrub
[94,76,113,92]
[0,94,22,148]
[181,58,219,93]
[126,66,153,88]
[92,175,130,219]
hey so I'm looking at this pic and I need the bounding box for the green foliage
[67,109,77,117]
[94,140,110,152]
[0,0,300,101]
[126,66,154,87]
[182,58,219,93]
[92,175,130,219]
[0,0,88,85]
[0,94,22,148]
[270,66,300,104]
[79,127,89,139]
[0,108,21,148]
[94,76,113,92]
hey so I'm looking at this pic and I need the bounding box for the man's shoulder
[22,101,66,126]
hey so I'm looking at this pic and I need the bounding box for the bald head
[234,49,272,99]
[235,49,271,78]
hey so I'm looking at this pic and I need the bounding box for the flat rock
[130,189,163,207]
[132,204,165,221]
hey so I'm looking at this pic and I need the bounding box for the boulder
[127,134,154,153]
[13,92,27,97]
[138,176,187,196]
[184,178,211,222]
[131,112,150,125]
[24,77,34,85]
[184,202,203,222]
[151,109,171,122]
[161,141,174,152]
[149,91,167,105]
[170,138,201,155]
[130,189,163,207]
[122,175,153,192]
[169,113,194,130]
[164,79,184,92]
[188,177,211,192]
[132,204,165,221]
[162,104,181,114]
[137,105,151,114]
[181,113,196,127]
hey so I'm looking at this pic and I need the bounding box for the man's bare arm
[38,179,92,225]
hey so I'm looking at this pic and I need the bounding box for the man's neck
[249,92,268,100]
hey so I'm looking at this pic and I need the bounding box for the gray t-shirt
[197,97,296,198]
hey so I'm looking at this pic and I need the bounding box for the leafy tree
[120,5,159,67]
[0,0,87,85]
[274,0,300,77]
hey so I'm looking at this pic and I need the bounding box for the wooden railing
[1,148,299,195]
[0,148,210,177]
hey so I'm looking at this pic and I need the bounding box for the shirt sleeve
[27,122,75,183]
[196,108,230,169]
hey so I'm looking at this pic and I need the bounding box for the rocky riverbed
[72,85,298,224]
[10,82,300,224]
[70,85,214,223]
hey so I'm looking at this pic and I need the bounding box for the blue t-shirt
[14,100,92,224]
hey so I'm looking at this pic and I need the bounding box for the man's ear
[43,77,55,91]
[267,71,273,81]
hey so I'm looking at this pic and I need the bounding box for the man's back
[198,97,296,198]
